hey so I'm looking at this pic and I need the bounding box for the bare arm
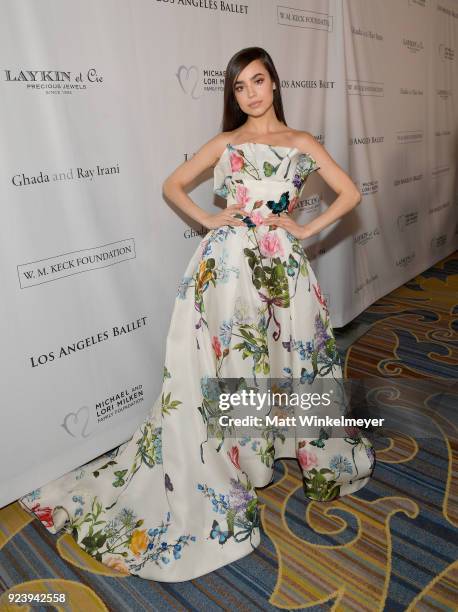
[265,132,362,239]
[162,135,245,229]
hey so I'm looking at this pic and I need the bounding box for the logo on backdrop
[437,5,458,19]
[347,80,384,96]
[400,87,423,96]
[428,200,450,214]
[61,384,145,437]
[3,69,103,94]
[296,193,321,214]
[436,88,452,100]
[281,79,336,90]
[184,226,207,239]
[353,227,380,246]
[61,407,91,438]
[356,179,379,196]
[397,212,419,231]
[277,6,333,31]
[431,164,450,178]
[438,44,455,60]
[18,239,135,288]
[29,317,148,369]
[354,274,378,295]
[393,173,423,187]
[395,252,416,268]
[435,129,451,137]
[156,0,248,14]
[396,130,423,144]
[176,65,225,98]
[349,135,384,145]
[11,162,120,187]
[351,26,383,41]
[96,384,144,425]
[402,38,424,53]
[430,234,447,249]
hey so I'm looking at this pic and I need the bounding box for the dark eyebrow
[233,72,265,86]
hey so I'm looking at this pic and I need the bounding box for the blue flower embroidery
[329,454,353,474]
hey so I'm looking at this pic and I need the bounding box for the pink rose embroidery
[227,445,241,470]
[104,555,130,574]
[250,210,265,226]
[236,184,250,207]
[297,448,318,471]
[259,232,284,258]
[230,152,244,173]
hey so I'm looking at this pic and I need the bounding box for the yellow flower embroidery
[130,529,148,555]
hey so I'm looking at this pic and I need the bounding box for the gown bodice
[213,142,320,226]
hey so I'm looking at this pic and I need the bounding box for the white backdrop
[1,0,457,507]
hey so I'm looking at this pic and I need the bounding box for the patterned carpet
[1,251,457,611]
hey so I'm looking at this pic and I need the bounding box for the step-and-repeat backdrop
[1,0,457,506]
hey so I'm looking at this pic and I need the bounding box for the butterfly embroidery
[24,489,41,502]
[263,160,280,177]
[286,254,299,276]
[299,366,316,384]
[112,469,128,487]
[209,519,231,545]
[282,334,294,352]
[164,473,174,491]
[242,216,256,228]
[266,191,290,215]
[310,428,330,448]
[233,212,257,228]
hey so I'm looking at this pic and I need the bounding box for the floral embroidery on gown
[19,142,376,582]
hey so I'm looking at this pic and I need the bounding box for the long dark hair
[222,47,287,132]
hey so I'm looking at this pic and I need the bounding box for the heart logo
[176,65,201,99]
[61,406,91,438]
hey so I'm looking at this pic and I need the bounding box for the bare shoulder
[292,130,361,199]
[195,131,238,167]
[293,130,325,158]
[162,132,231,188]
[216,129,244,149]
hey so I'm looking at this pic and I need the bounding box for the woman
[19,47,375,582]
